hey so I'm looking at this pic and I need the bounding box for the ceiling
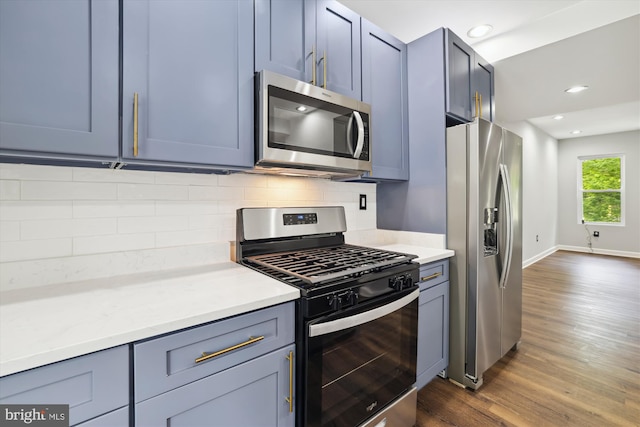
[338,0,640,140]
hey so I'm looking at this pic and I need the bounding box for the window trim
[577,154,625,226]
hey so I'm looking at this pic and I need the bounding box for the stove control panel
[283,213,318,226]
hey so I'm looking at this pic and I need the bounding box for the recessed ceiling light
[565,85,589,93]
[467,24,493,38]
[553,115,564,120]
[570,130,582,134]
[296,106,307,112]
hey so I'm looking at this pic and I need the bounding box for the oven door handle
[308,289,419,337]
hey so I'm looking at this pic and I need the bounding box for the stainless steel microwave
[255,70,372,178]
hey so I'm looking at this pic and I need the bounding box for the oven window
[305,293,417,427]
[268,86,369,160]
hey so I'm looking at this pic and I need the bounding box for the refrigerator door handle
[499,163,514,289]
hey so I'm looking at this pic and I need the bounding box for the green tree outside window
[580,156,623,223]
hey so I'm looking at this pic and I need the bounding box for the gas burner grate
[246,244,416,285]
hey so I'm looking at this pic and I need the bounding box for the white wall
[557,130,640,256]
[503,121,559,266]
[0,163,377,291]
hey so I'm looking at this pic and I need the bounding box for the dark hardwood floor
[416,250,640,426]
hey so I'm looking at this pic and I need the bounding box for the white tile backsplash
[21,181,118,200]
[0,163,72,181]
[117,183,188,200]
[0,163,377,291]
[0,180,20,200]
[73,233,156,255]
[1,201,73,220]
[0,238,73,263]
[20,218,117,240]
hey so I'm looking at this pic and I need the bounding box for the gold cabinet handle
[421,272,442,282]
[195,336,264,364]
[285,350,294,413]
[310,45,316,85]
[133,92,139,157]
[322,50,327,89]
[473,91,479,119]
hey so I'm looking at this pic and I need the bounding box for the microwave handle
[352,111,365,159]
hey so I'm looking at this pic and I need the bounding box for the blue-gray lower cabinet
[133,302,296,427]
[360,19,409,181]
[0,346,129,426]
[416,260,450,389]
[76,407,129,427]
[122,0,254,170]
[135,344,295,427]
[0,0,119,162]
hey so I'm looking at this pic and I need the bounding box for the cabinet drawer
[134,302,295,402]
[418,259,449,290]
[0,345,129,426]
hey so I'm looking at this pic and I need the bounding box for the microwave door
[268,86,358,158]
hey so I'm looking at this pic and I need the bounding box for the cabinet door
[135,345,295,427]
[474,54,495,122]
[416,281,449,390]
[122,0,253,169]
[255,0,315,84]
[361,19,408,181]
[0,0,118,160]
[444,30,474,123]
[75,407,129,427]
[316,0,361,99]
[0,346,129,426]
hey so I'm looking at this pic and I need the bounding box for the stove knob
[345,290,358,306]
[328,294,341,310]
[389,277,403,291]
[403,274,414,289]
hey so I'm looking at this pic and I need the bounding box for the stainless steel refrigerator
[446,118,522,390]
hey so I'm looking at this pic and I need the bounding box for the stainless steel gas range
[236,206,419,427]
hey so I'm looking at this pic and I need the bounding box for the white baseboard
[556,245,640,259]
[523,246,559,268]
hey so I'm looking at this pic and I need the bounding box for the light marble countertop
[373,244,454,265]
[0,237,453,378]
[0,262,299,377]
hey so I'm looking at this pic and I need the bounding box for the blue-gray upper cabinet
[255,0,361,99]
[0,0,119,162]
[122,0,254,170]
[445,29,494,124]
[360,19,409,181]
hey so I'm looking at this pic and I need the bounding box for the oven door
[304,287,418,427]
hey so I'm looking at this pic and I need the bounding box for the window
[578,155,624,224]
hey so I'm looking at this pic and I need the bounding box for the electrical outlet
[359,194,367,210]
[536,234,539,242]
[593,231,600,237]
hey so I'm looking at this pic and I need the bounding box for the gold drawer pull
[421,272,442,282]
[195,336,265,364]
[285,350,294,413]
